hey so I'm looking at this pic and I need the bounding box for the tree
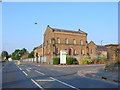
[1,51,9,59]
[11,48,28,60]
[28,51,34,58]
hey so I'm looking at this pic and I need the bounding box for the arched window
[80,40,83,45]
[57,38,60,44]
[65,39,68,44]
[73,39,76,45]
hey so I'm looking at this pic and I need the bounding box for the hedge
[82,59,93,64]
[53,57,60,65]
[66,56,79,65]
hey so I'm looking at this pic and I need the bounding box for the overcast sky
[1,2,118,54]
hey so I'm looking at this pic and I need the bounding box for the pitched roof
[48,25,87,34]
[97,45,107,51]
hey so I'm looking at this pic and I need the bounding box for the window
[65,39,68,44]
[73,49,76,55]
[73,39,76,45]
[91,49,93,54]
[56,48,59,54]
[57,38,60,44]
[80,40,83,45]
[81,49,84,55]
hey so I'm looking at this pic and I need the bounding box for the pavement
[2,61,119,89]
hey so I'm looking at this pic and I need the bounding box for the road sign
[60,50,67,64]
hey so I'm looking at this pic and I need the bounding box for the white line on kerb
[31,79,43,89]
[22,71,28,76]
[35,70,45,75]
[50,77,79,90]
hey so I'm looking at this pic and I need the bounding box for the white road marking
[50,77,79,90]
[35,70,45,75]
[26,69,30,72]
[50,69,54,70]
[36,79,55,82]
[19,68,22,70]
[31,79,43,89]
[22,71,28,76]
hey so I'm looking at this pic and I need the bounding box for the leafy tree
[1,51,9,59]
[11,48,27,60]
[28,51,34,58]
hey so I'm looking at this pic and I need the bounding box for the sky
[1,2,118,54]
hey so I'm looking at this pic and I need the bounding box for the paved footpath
[2,61,120,89]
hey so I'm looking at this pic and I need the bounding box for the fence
[22,57,46,63]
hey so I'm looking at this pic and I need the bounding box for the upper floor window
[73,39,76,45]
[65,39,68,44]
[80,40,83,45]
[57,38,60,44]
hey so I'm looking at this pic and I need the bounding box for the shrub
[53,57,60,65]
[94,58,99,63]
[82,59,93,64]
[104,63,110,69]
[66,56,78,65]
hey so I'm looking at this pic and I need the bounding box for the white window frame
[57,38,60,44]
[80,40,83,45]
[73,39,76,45]
[65,39,68,44]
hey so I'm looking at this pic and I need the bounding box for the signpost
[60,50,67,64]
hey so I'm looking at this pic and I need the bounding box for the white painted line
[19,68,22,70]
[50,69,54,70]
[35,70,45,75]
[22,71,28,76]
[26,69,30,72]
[50,77,79,90]
[31,79,43,89]
[36,79,55,82]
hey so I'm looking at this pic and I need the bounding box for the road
[2,61,119,89]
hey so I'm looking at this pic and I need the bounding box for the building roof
[105,44,120,47]
[48,25,87,35]
[97,45,107,51]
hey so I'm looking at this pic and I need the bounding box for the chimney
[78,29,81,31]
[47,25,50,27]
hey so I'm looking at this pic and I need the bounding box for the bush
[94,59,99,63]
[66,56,79,65]
[53,57,60,65]
[82,59,93,64]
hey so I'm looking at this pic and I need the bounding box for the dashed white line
[22,71,28,76]
[35,70,45,75]
[19,68,22,70]
[36,79,55,82]
[31,79,43,89]
[50,77,79,90]
[26,69,30,72]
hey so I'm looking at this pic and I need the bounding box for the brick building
[34,25,98,64]
[105,44,120,63]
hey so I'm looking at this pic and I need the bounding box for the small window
[80,40,83,45]
[57,38,60,44]
[73,39,76,45]
[65,39,68,44]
